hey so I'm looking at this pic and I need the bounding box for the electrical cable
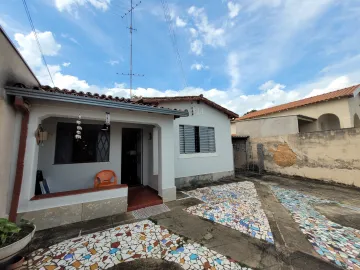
[22,0,55,87]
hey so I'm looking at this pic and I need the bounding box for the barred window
[179,125,215,154]
[54,122,110,164]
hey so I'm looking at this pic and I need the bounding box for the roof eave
[5,87,189,117]
[237,94,354,121]
[141,97,239,118]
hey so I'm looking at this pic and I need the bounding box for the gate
[232,136,264,175]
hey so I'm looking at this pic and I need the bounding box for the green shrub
[0,218,21,246]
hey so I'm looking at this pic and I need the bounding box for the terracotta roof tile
[237,84,360,120]
[9,83,186,112]
[139,95,239,118]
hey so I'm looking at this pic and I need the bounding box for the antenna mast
[120,0,144,98]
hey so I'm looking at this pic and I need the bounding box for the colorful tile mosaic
[184,182,274,244]
[271,186,360,270]
[25,220,250,269]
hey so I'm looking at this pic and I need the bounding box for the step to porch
[127,186,163,212]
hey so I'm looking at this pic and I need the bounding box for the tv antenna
[118,0,144,98]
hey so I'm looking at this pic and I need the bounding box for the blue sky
[1,0,360,115]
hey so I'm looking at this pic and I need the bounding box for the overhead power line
[160,0,187,89]
[22,0,55,87]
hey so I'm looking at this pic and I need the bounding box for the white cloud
[104,74,360,116]
[69,37,80,45]
[191,63,209,71]
[37,64,93,90]
[13,31,360,115]
[226,0,336,85]
[13,30,97,91]
[228,2,241,18]
[190,40,203,55]
[14,31,61,68]
[175,17,187,27]
[304,76,352,98]
[54,0,111,13]
[227,52,240,89]
[189,28,198,38]
[62,62,71,67]
[247,0,283,11]
[61,33,81,46]
[187,6,226,54]
[10,25,360,117]
[107,60,119,66]
[259,80,277,91]
[229,75,359,115]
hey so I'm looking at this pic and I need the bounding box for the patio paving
[22,174,358,269]
[271,186,360,270]
[183,182,274,244]
[25,220,250,270]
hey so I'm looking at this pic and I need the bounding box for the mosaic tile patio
[26,220,250,269]
[184,182,274,244]
[271,186,360,270]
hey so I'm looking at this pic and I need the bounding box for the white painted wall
[37,117,153,193]
[18,187,128,213]
[19,100,176,212]
[0,28,39,218]
[159,101,234,178]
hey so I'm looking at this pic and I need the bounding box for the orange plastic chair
[94,170,118,188]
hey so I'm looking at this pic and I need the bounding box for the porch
[6,90,187,230]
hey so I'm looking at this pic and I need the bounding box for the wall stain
[269,143,297,167]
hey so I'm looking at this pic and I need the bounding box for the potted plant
[0,218,36,267]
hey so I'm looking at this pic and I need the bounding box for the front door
[121,128,142,186]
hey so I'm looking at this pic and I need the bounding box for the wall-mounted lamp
[101,112,111,131]
[35,124,48,145]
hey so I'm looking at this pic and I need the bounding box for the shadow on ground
[109,259,182,270]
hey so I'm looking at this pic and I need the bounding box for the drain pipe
[9,96,30,222]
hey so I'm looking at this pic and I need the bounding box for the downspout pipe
[9,96,30,222]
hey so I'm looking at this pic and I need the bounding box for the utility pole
[119,0,144,98]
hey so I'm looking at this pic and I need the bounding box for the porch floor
[127,186,163,211]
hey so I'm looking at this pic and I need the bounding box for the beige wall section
[0,28,39,218]
[235,115,299,137]
[231,122,236,134]
[348,88,360,127]
[249,128,360,187]
[255,98,352,129]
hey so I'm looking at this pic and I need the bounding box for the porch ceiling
[5,86,189,118]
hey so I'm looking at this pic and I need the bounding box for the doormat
[131,204,170,219]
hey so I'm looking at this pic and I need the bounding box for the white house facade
[140,98,237,187]
[4,85,237,230]
[1,24,238,230]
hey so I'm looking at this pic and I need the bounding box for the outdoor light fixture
[105,112,110,125]
[101,124,108,131]
[101,112,110,131]
[35,124,48,146]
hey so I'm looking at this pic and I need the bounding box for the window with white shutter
[179,125,215,154]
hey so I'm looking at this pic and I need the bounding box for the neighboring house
[232,85,360,137]
[0,28,238,229]
[231,85,360,188]
[0,27,40,219]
